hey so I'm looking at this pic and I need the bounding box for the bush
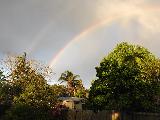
[3,104,55,120]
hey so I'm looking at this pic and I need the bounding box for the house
[59,97,84,110]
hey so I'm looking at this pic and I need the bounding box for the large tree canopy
[89,42,160,112]
[0,53,57,120]
[8,53,56,108]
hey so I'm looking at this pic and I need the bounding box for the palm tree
[58,70,81,96]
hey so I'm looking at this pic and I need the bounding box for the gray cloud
[0,0,160,88]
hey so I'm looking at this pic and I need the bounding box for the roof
[58,97,84,101]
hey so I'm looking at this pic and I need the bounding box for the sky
[0,0,160,88]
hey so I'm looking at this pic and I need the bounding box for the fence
[122,112,160,120]
[61,110,160,120]
[65,110,111,120]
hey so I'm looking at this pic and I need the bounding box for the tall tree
[3,53,56,108]
[89,42,160,112]
[1,53,57,120]
[59,70,82,96]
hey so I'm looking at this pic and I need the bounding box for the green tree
[74,80,88,98]
[7,53,56,108]
[89,42,160,112]
[0,70,19,119]
[50,84,69,97]
[59,70,82,96]
[2,53,57,119]
[0,70,9,117]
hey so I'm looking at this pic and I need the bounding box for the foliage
[4,53,56,108]
[59,70,83,97]
[0,53,60,119]
[0,70,10,117]
[3,104,54,120]
[50,84,69,97]
[75,87,88,98]
[13,83,57,108]
[89,42,160,112]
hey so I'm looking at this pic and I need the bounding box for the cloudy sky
[0,0,160,88]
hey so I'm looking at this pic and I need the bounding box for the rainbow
[24,3,160,68]
[26,22,55,54]
[49,14,120,68]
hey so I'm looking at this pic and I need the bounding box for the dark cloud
[0,0,160,88]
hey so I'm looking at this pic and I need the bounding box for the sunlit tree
[59,70,83,96]
[1,53,57,119]
[89,42,160,112]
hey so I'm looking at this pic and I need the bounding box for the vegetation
[0,53,60,119]
[88,42,160,112]
[0,53,87,119]
[59,70,87,98]
[50,84,69,97]
[1,42,160,119]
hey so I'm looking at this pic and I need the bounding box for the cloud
[49,0,160,87]
[0,0,160,87]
